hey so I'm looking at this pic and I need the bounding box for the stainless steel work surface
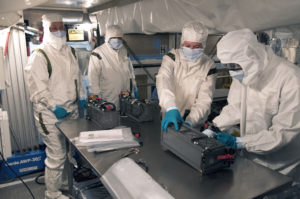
[56,115,292,199]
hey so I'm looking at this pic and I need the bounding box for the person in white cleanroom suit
[88,25,138,110]
[204,29,300,181]
[156,21,217,131]
[24,14,85,199]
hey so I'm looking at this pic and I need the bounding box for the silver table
[56,113,292,199]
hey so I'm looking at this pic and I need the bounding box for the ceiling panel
[0,0,48,13]
[35,0,113,10]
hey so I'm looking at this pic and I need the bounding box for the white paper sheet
[79,128,124,143]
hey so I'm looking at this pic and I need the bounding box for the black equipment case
[161,124,236,175]
[119,94,154,123]
[86,98,120,129]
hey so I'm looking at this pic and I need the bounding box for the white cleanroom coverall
[88,25,136,110]
[156,21,216,126]
[213,29,300,181]
[24,14,84,199]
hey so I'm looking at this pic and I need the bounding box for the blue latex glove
[79,99,86,109]
[217,132,237,149]
[161,109,184,131]
[52,105,69,119]
[134,87,139,99]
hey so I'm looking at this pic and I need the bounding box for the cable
[9,125,23,153]
[35,172,45,185]
[0,151,35,199]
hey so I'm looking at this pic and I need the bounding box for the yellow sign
[68,29,84,41]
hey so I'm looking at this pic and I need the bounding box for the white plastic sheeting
[101,157,175,199]
[0,12,23,27]
[0,0,47,27]
[0,28,39,152]
[96,0,300,35]
[0,109,11,159]
[0,47,6,90]
[266,25,300,64]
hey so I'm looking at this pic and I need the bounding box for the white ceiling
[0,0,48,13]
[0,0,137,27]
[35,0,113,11]
[0,0,135,14]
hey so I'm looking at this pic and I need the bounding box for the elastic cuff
[46,99,56,110]
[212,118,221,128]
[236,137,245,149]
[48,105,56,112]
[166,105,177,112]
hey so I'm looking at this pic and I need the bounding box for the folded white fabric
[101,158,174,199]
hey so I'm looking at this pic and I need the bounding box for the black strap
[34,49,52,78]
[207,68,217,76]
[71,47,77,59]
[75,79,79,102]
[34,47,77,79]
[38,113,49,135]
[166,52,175,61]
[183,109,190,121]
[130,79,133,96]
[91,52,102,60]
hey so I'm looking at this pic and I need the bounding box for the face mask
[51,31,66,38]
[182,47,204,62]
[45,30,66,50]
[229,70,244,82]
[109,38,123,50]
